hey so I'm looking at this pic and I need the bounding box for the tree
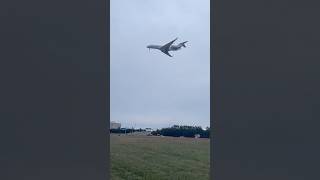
[151,125,211,138]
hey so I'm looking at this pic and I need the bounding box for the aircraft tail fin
[180,41,188,47]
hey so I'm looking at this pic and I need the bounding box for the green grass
[110,134,210,180]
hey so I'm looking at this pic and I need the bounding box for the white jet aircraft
[147,38,188,57]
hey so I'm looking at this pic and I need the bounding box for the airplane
[146,38,188,57]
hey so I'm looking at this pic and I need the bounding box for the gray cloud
[111,0,210,129]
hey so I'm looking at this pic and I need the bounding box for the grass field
[110,134,210,180]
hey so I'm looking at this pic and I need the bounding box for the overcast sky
[110,0,210,129]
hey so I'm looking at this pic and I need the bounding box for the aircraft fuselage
[146,45,162,50]
[146,44,183,51]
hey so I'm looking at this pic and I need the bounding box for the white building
[110,121,121,129]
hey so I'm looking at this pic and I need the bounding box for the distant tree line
[110,128,146,134]
[151,125,210,138]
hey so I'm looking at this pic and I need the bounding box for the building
[110,121,121,129]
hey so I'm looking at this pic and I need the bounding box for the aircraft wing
[162,50,172,57]
[160,38,178,55]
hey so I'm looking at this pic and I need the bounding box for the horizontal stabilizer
[180,41,188,47]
